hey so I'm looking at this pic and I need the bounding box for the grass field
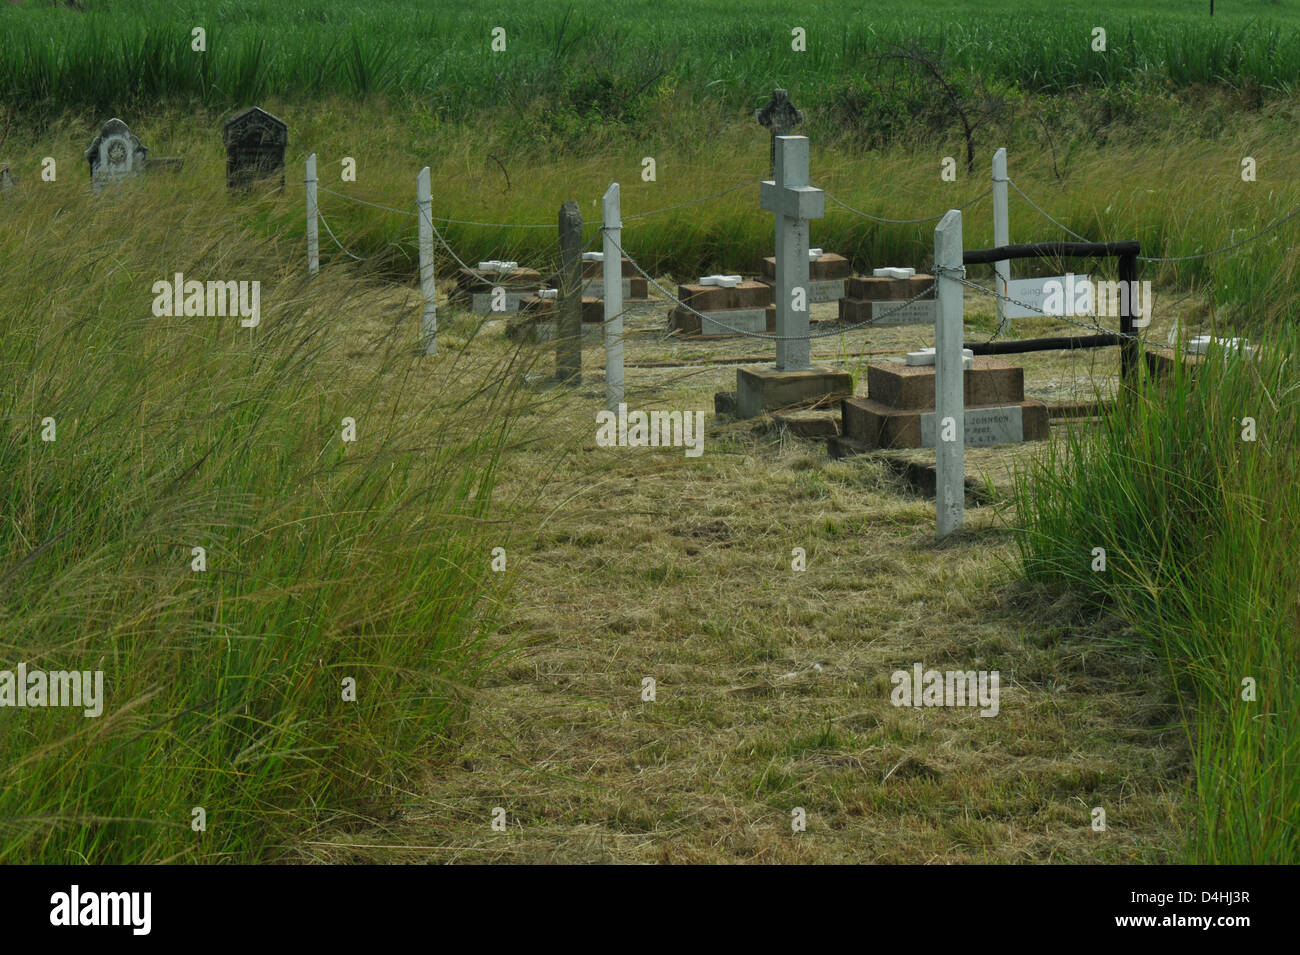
[1,0,1297,865]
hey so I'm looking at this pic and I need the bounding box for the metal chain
[622,179,763,220]
[317,208,367,261]
[825,186,991,225]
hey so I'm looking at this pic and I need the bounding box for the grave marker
[735,135,850,418]
[755,89,803,178]
[760,135,823,371]
[84,118,148,192]
[223,107,288,191]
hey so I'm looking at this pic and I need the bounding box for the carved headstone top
[84,118,149,191]
[755,89,804,137]
[756,89,804,178]
[222,107,288,190]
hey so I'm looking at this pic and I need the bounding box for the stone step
[761,253,851,281]
[737,365,853,419]
[676,280,773,311]
[454,266,543,293]
[668,306,774,338]
[549,276,649,299]
[867,357,1025,410]
[846,274,935,301]
[519,295,605,324]
[842,397,1049,449]
[772,408,842,438]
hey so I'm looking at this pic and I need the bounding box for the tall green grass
[1014,335,1300,862]
[5,1,1300,120]
[0,168,538,862]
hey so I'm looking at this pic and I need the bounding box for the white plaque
[920,405,1024,447]
[870,300,937,325]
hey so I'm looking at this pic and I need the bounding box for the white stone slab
[699,308,768,336]
[873,267,915,279]
[808,247,823,259]
[906,347,973,369]
[582,251,604,262]
[870,300,937,326]
[920,405,1024,448]
[1003,276,1093,320]
[700,274,742,287]
[1188,335,1252,356]
[471,289,540,314]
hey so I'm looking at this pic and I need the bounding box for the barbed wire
[825,186,991,224]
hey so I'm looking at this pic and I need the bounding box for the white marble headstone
[699,275,742,287]
[873,267,916,279]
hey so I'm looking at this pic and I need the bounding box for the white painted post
[306,153,319,277]
[602,182,624,412]
[992,147,1009,335]
[935,209,965,538]
[760,135,824,371]
[417,166,436,355]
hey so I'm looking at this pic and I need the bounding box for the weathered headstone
[84,118,148,192]
[755,89,803,179]
[223,107,288,191]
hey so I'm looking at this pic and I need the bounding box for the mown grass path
[299,303,1189,863]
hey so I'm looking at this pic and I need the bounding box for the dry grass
[286,280,1197,864]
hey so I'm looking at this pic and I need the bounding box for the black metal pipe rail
[960,242,1141,380]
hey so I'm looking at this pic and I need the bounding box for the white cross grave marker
[760,136,824,372]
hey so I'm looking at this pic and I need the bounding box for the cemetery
[1,0,1296,875]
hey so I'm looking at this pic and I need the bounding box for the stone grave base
[841,398,1049,449]
[841,356,1047,449]
[758,277,846,303]
[1144,346,1206,380]
[464,290,542,315]
[507,296,605,341]
[736,364,853,420]
[868,357,1024,409]
[568,277,649,300]
[839,274,936,326]
[669,306,773,338]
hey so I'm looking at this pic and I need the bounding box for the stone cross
[755,89,803,178]
[760,136,824,371]
[84,118,148,192]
